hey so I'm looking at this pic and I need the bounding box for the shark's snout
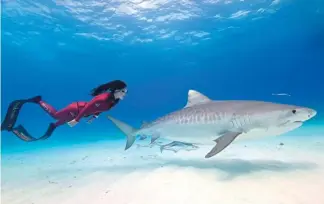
[294,107,317,122]
[307,108,317,119]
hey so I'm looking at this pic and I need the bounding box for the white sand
[1,136,324,204]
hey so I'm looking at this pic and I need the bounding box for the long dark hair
[90,80,127,97]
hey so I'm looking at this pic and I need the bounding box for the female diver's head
[90,80,127,100]
[113,87,127,100]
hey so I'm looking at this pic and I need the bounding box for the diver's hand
[67,119,79,127]
[87,117,95,124]
[87,115,99,124]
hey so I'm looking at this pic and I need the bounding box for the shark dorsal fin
[184,90,211,108]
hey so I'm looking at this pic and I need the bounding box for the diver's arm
[73,93,112,124]
[74,98,99,122]
[87,113,101,124]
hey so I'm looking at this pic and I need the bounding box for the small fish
[136,140,163,149]
[272,93,291,96]
[137,134,159,144]
[139,135,147,140]
[158,141,199,153]
[136,144,153,149]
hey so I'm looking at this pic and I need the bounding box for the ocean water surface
[1,0,324,204]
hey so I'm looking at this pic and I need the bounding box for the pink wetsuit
[38,92,117,127]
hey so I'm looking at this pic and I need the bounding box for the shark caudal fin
[107,115,138,150]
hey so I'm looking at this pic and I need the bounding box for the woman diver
[1,80,128,142]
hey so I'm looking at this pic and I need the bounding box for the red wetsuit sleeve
[74,93,111,122]
[74,101,96,122]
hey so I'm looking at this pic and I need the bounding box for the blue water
[1,0,324,153]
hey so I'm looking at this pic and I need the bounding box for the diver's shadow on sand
[162,158,318,180]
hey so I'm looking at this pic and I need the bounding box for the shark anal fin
[150,133,160,144]
[205,132,241,158]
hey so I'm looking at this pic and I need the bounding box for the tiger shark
[107,90,317,158]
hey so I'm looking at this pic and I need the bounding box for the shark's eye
[292,110,297,114]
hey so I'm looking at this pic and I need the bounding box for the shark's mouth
[294,121,303,124]
[279,120,303,127]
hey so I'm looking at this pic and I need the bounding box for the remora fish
[136,140,199,153]
[158,141,199,153]
[107,90,317,158]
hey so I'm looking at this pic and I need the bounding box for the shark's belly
[145,120,303,144]
[153,123,227,144]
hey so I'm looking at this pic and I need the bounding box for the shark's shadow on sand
[47,157,318,181]
[160,158,318,180]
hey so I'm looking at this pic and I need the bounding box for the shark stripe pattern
[107,90,317,158]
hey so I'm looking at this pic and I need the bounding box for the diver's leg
[53,103,79,126]
[37,100,59,119]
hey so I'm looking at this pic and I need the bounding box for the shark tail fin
[107,115,138,150]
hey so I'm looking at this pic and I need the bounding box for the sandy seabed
[1,135,324,204]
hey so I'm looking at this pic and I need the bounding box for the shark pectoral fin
[205,132,241,158]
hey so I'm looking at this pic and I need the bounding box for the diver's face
[114,88,127,100]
